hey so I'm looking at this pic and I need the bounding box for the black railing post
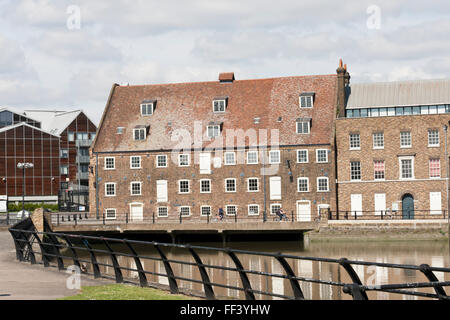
[275,254,304,300]
[226,249,255,300]
[6,211,9,225]
[8,229,24,261]
[235,213,237,223]
[337,211,339,220]
[33,233,50,267]
[74,214,77,226]
[345,211,348,220]
[186,245,216,300]
[153,212,155,224]
[328,208,331,220]
[419,264,448,299]
[339,258,368,300]
[63,235,81,269]
[354,211,357,220]
[381,210,384,220]
[81,236,101,278]
[291,211,294,223]
[207,212,210,224]
[103,211,105,225]
[123,239,148,287]
[102,238,123,283]
[47,233,64,270]
[180,212,182,224]
[126,212,128,224]
[153,242,179,294]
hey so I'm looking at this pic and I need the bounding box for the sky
[0,0,449,125]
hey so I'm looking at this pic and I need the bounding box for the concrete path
[0,229,110,300]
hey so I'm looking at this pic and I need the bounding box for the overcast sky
[0,0,449,124]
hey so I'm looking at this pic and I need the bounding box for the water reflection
[67,240,449,300]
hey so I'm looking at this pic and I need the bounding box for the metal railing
[327,209,449,221]
[51,210,306,226]
[0,213,29,226]
[8,226,450,300]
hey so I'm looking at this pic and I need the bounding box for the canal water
[72,239,450,300]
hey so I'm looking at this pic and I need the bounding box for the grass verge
[60,284,199,300]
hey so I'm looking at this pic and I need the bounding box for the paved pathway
[0,229,109,300]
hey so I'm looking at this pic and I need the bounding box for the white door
[130,203,143,221]
[269,177,282,200]
[297,201,311,222]
[430,192,442,215]
[374,193,386,216]
[350,194,362,216]
[156,180,168,202]
[199,153,211,174]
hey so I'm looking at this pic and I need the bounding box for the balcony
[76,155,91,163]
[76,172,89,180]
[76,139,93,147]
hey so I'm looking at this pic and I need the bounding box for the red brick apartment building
[90,65,350,222]
[0,107,97,209]
[335,79,450,219]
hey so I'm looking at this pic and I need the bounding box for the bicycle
[273,215,289,222]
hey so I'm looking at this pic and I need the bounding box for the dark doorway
[402,194,414,219]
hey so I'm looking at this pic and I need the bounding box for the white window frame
[156,155,167,168]
[399,156,415,180]
[105,183,116,197]
[317,177,329,192]
[299,95,314,108]
[212,99,226,113]
[157,206,169,217]
[429,158,441,179]
[247,151,258,164]
[350,161,362,181]
[373,132,384,149]
[140,102,154,116]
[207,125,220,138]
[105,208,117,220]
[297,177,309,192]
[224,152,236,165]
[180,206,191,217]
[248,204,260,216]
[130,181,142,196]
[60,165,68,175]
[225,178,237,193]
[296,121,310,134]
[200,205,212,217]
[104,157,115,170]
[133,128,146,141]
[316,149,328,163]
[225,205,237,216]
[270,204,282,216]
[349,133,360,150]
[178,154,190,167]
[269,150,280,164]
[400,131,412,148]
[130,156,141,169]
[178,180,190,194]
[247,177,260,192]
[428,129,440,147]
[374,160,385,181]
[200,179,211,193]
[296,149,308,163]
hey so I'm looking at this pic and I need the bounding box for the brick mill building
[0,107,97,209]
[335,79,450,219]
[90,66,350,222]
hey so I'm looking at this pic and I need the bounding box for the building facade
[90,67,348,222]
[0,107,97,208]
[336,79,450,218]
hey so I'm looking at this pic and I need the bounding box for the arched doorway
[402,194,414,219]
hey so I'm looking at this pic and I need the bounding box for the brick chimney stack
[336,59,350,118]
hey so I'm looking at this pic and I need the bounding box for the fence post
[123,239,148,287]
[102,238,123,283]
[328,208,331,220]
[291,211,294,223]
[226,249,255,300]
[354,211,357,220]
[419,264,448,299]
[57,214,60,226]
[153,212,155,224]
[207,212,209,224]
[381,210,384,220]
[6,211,9,225]
[153,242,179,294]
[74,214,77,226]
[345,211,348,220]
[186,245,216,300]
[180,212,182,224]
[339,258,368,300]
[103,211,105,225]
[126,212,128,224]
[81,236,101,278]
[275,254,304,300]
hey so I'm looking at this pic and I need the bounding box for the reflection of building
[336,79,450,218]
[0,107,97,207]
[91,64,349,222]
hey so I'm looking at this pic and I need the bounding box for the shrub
[7,202,59,212]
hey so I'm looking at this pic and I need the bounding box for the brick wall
[336,114,450,215]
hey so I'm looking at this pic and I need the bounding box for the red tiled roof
[93,74,337,152]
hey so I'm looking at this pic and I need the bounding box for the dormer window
[299,92,315,108]
[141,100,155,116]
[207,125,221,138]
[134,127,147,141]
[213,98,227,113]
[296,118,311,134]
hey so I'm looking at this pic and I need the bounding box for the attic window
[207,125,221,138]
[299,92,315,108]
[134,126,148,141]
[213,98,227,113]
[296,118,311,134]
[141,100,155,115]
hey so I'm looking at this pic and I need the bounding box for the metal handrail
[8,227,450,300]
